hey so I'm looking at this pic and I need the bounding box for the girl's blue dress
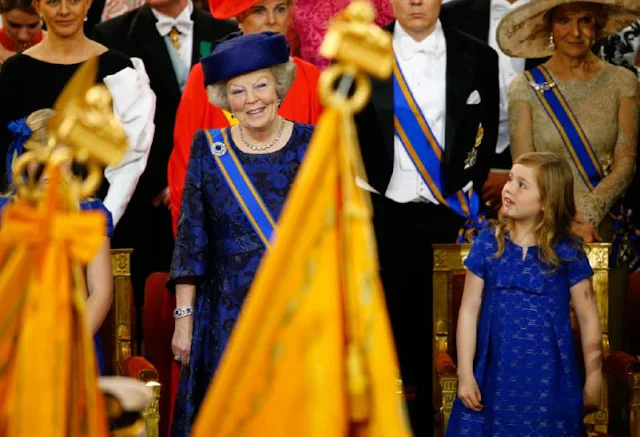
[168,124,313,437]
[447,227,593,437]
[0,195,114,375]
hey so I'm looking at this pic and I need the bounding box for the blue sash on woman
[393,56,486,243]
[525,66,636,264]
[204,129,277,249]
[525,67,604,190]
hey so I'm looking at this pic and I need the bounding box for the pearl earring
[277,99,281,108]
[549,34,555,50]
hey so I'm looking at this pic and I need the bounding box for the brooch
[211,141,227,157]
[464,123,483,170]
[529,81,556,93]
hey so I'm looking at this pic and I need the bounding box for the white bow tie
[403,38,437,59]
[156,18,193,37]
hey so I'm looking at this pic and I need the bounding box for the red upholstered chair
[143,272,176,437]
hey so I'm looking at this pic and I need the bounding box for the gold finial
[51,57,128,168]
[314,1,395,426]
[12,57,128,202]
[318,0,393,112]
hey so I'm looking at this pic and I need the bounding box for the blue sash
[204,129,277,249]
[393,56,485,242]
[525,67,604,190]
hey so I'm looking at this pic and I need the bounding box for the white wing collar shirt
[386,19,449,204]
[152,0,194,68]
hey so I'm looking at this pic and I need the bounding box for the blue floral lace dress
[446,228,593,437]
[0,195,114,375]
[169,123,313,437]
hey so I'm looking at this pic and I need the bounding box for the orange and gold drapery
[191,2,411,435]
[0,165,108,437]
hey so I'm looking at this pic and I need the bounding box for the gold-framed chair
[432,243,614,437]
[104,249,161,436]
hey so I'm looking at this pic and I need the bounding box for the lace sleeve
[508,74,536,159]
[580,74,639,226]
[619,66,640,99]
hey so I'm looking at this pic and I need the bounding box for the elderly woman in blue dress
[168,32,314,436]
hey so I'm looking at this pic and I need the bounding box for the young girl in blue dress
[447,152,602,436]
[0,108,114,374]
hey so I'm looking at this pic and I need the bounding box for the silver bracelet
[173,307,194,319]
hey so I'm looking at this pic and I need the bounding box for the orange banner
[0,166,108,437]
[192,107,412,437]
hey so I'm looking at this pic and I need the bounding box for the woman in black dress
[0,0,155,227]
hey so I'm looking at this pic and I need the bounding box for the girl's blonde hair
[494,151,576,268]
[25,108,55,146]
[5,109,55,190]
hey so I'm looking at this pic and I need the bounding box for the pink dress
[290,0,394,69]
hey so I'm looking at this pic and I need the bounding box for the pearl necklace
[239,118,286,151]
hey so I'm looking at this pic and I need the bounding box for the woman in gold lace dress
[498,0,639,361]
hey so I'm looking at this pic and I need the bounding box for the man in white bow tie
[150,0,196,80]
[441,0,546,216]
[91,0,237,334]
[353,0,499,433]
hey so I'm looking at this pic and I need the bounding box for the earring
[277,99,281,108]
[84,16,88,22]
[549,34,555,50]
